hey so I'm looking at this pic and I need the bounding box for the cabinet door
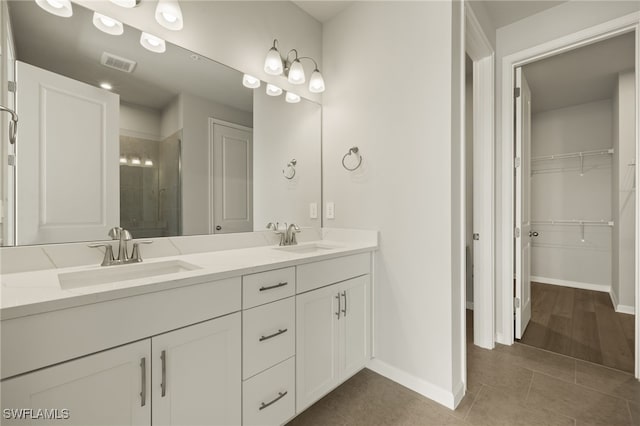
[339,275,371,380]
[152,312,241,426]
[1,340,150,426]
[296,284,340,412]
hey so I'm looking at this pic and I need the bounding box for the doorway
[513,32,636,373]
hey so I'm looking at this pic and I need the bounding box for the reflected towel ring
[283,159,297,179]
[342,147,362,171]
[0,105,18,145]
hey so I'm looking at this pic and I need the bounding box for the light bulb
[155,0,184,31]
[309,69,325,93]
[264,47,283,75]
[242,74,261,89]
[266,84,282,97]
[100,82,113,90]
[140,32,166,53]
[35,0,73,17]
[287,59,306,85]
[93,12,124,35]
[285,92,301,103]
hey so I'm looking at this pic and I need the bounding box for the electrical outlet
[326,202,335,219]
[309,202,318,219]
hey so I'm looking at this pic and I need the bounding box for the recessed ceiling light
[140,32,166,53]
[242,74,261,89]
[35,0,73,17]
[93,12,124,36]
[100,82,113,90]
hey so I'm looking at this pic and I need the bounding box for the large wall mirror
[4,0,321,246]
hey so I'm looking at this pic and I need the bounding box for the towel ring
[283,159,297,180]
[342,147,362,171]
[0,105,18,145]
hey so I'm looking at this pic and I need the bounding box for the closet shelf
[531,148,613,162]
[532,220,613,227]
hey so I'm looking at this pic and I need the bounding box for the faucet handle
[130,240,153,263]
[108,227,121,240]
[88,243,115,267]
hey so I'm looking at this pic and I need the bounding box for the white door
[152,312,241,426]
[16,61,119,245]
[211,121,253,234]
[515,67,532,339]
[339,275,370,380]
[1,340,150,426]
[296,284,340,412]
[1,17,16,246]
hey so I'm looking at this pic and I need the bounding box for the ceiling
[292,1,354,23]
[9,1,252,112]
[523,32,635,114]
[482,0,567,29]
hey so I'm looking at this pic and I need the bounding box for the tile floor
[287,318,639,425]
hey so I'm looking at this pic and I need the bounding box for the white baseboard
[466,301,474,310]
[531,276,610,293]
[609,291,635,315]
[495,332,508,345]
[367,358,459,410]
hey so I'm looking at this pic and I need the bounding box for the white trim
[466,301,474,310]
[531,276,610,293]
[367,359,458,410]
[500,13,640,374]
[610,290,635,314]
[119,128,163,142]
[211,118,252,132]
[465,1,495,352]
[495,332,507,345]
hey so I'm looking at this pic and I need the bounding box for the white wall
[494,1,640,341]
[467,0,496,49]
[75,0,322,103]
[530,100,613,289]
[612,71,636,312]
[253,90,321,231]
[120,102,162,141]
[323,1,465,408]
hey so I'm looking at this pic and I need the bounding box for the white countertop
[1,236,377,321]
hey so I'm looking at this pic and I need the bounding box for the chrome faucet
[89,227,153,266]
[266,222,301,246]
[286,224,301,246]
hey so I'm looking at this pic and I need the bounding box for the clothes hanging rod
[532,148,613,162]
[531,220,614,226]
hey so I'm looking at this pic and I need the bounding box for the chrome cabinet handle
[259,281,288,292]
[140,357,146,407]
[336,293,341,319]
[161,350,167,397]
[259,391,288,411]
[341,291,347,317]
[259,328,288,342]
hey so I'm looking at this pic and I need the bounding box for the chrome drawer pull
[259,281,288,291]
[341,291,347,317]
[259,391,288,411]
[259,328,288,342]
[140,357,146,407]
[160,350,167,397]
[336,293,341,319]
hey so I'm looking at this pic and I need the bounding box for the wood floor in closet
[519,282,635,373]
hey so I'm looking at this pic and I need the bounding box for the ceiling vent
[100,52,137,73]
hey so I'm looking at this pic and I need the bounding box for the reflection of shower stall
[119,130,181,238]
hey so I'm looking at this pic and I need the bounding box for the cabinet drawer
[243,357,295,426]
[297,253,370,293]
[243,297,295,379]
[243,267,295,309]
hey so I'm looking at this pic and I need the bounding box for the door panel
[340,275,370,380]
[16,61,119,245]
[212,122,252,234]
[515,67,532,339]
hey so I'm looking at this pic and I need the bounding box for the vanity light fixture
[263,39,325,93]
[109,0,141,8]
[285,92,301,104]
[140,32,166,53]
[264,40,284,75]
[119,156,128,164]
[144,159,153,166]
[155,0,184,31]
[131,157,141,165]
[266,84,282,97]
[242,74,261,89]
[287,51,305,85]
[308,67,325,93]
[93,12,124,36]
[35,0,73,17]
[100,82,113,90]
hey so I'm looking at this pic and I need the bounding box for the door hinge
[514,227,520,238]
[514,297,520,309]
[8,81,16,93]
[8,154,15,166]
[514,157,521,168]
[473,233,480,241]
[514,87,521,98]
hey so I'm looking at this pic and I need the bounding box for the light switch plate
[310,202,318,219]
[326,202,335,219]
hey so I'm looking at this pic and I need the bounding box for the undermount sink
[274,243,342,254]
[58,260,201,289]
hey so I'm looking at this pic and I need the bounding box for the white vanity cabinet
[1,340,151,426]
[295,254,371,413]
